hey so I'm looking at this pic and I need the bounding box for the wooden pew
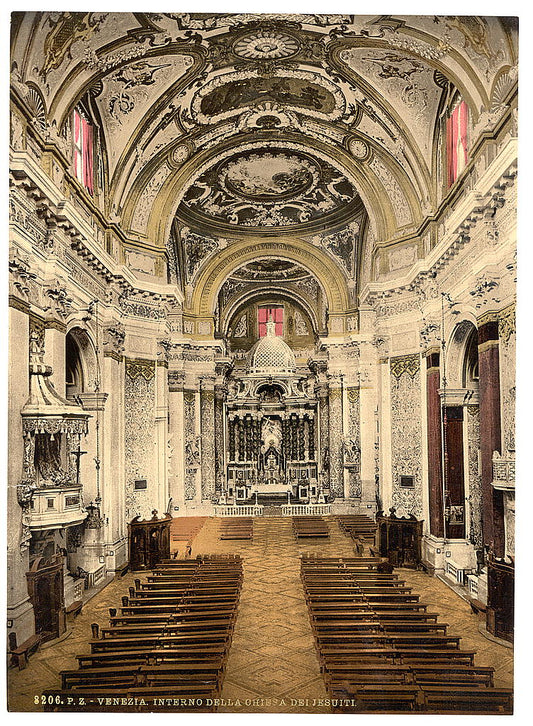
[292,517,329,538]
[219,518,253,540]
[10,633,41,669]
[48,556,242,712]
[300,555,511,714]
[90,632,232,652]
[330,682,513,714]
[76,645,228,668]
[325,664,494,688]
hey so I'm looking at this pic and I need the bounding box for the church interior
[8,11,517,714]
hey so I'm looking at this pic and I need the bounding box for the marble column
[101,341,127,570]
[214,384,225,497]
[425,350,444,537]
[378,353,393,513]
[316,382,329,486]
[7,302,35,645]
[478,314,504,556]
[155,357,169,514]
[168,370,185,511]
[183,389,201,504]
[359,351,377,510]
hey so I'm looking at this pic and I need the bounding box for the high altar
[222,318,323,505]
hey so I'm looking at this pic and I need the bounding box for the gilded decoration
[390,354,420,379]
[346,386,360,404]
[125,359,156,381]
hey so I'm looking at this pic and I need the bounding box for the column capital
[470,272,501,316]
[419,320,441,350]
[103,320,125,359]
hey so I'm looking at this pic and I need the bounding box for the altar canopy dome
[247,318,296,375]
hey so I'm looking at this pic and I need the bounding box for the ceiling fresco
[10,12,517,294]
[231,260,311,282]
[180,147,358,228]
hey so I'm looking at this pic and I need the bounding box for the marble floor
[7,516,513,713]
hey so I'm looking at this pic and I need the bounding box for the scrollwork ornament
[498,306,516,343]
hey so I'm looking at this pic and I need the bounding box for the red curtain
[258,306,283,337]
[446,101,468,187]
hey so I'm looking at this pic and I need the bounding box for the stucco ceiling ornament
[233,30,300,59]
[348,138,369,160]
[172,144,192,165]
[236,102,301,132]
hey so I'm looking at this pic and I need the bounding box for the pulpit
[128,512,171,571]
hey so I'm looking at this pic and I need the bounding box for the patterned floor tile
[8,515,514,713]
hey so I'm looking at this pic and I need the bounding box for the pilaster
[200,376,216,502]
[7,304,35,645]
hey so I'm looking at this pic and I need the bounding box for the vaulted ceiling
[11,12,517,301]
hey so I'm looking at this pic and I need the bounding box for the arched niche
[65,326,98,398]
[446,319,479,390]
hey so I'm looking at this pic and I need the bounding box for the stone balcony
[28,485,88,530]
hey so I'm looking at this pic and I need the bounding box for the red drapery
[446,101,468,187]
[258,306,283,337]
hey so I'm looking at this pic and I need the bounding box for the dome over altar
[247,319,296,375]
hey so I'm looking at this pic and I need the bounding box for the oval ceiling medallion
[222,152,316,201]
[233,30,300,60]
[180,145,358,229]
[348,138,369,160]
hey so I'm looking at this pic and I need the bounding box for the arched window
[73,106,94,195]
[65,333,84,398]
[258,305,283,337]
[446,98,469,187]
[462,328,479,388]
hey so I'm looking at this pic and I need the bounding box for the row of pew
[219,517,253,540]
[43,555,243,712]
[336,514,377,545]
[170,516,207,553]
[301,555,512,714]
[292,516,329,539]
